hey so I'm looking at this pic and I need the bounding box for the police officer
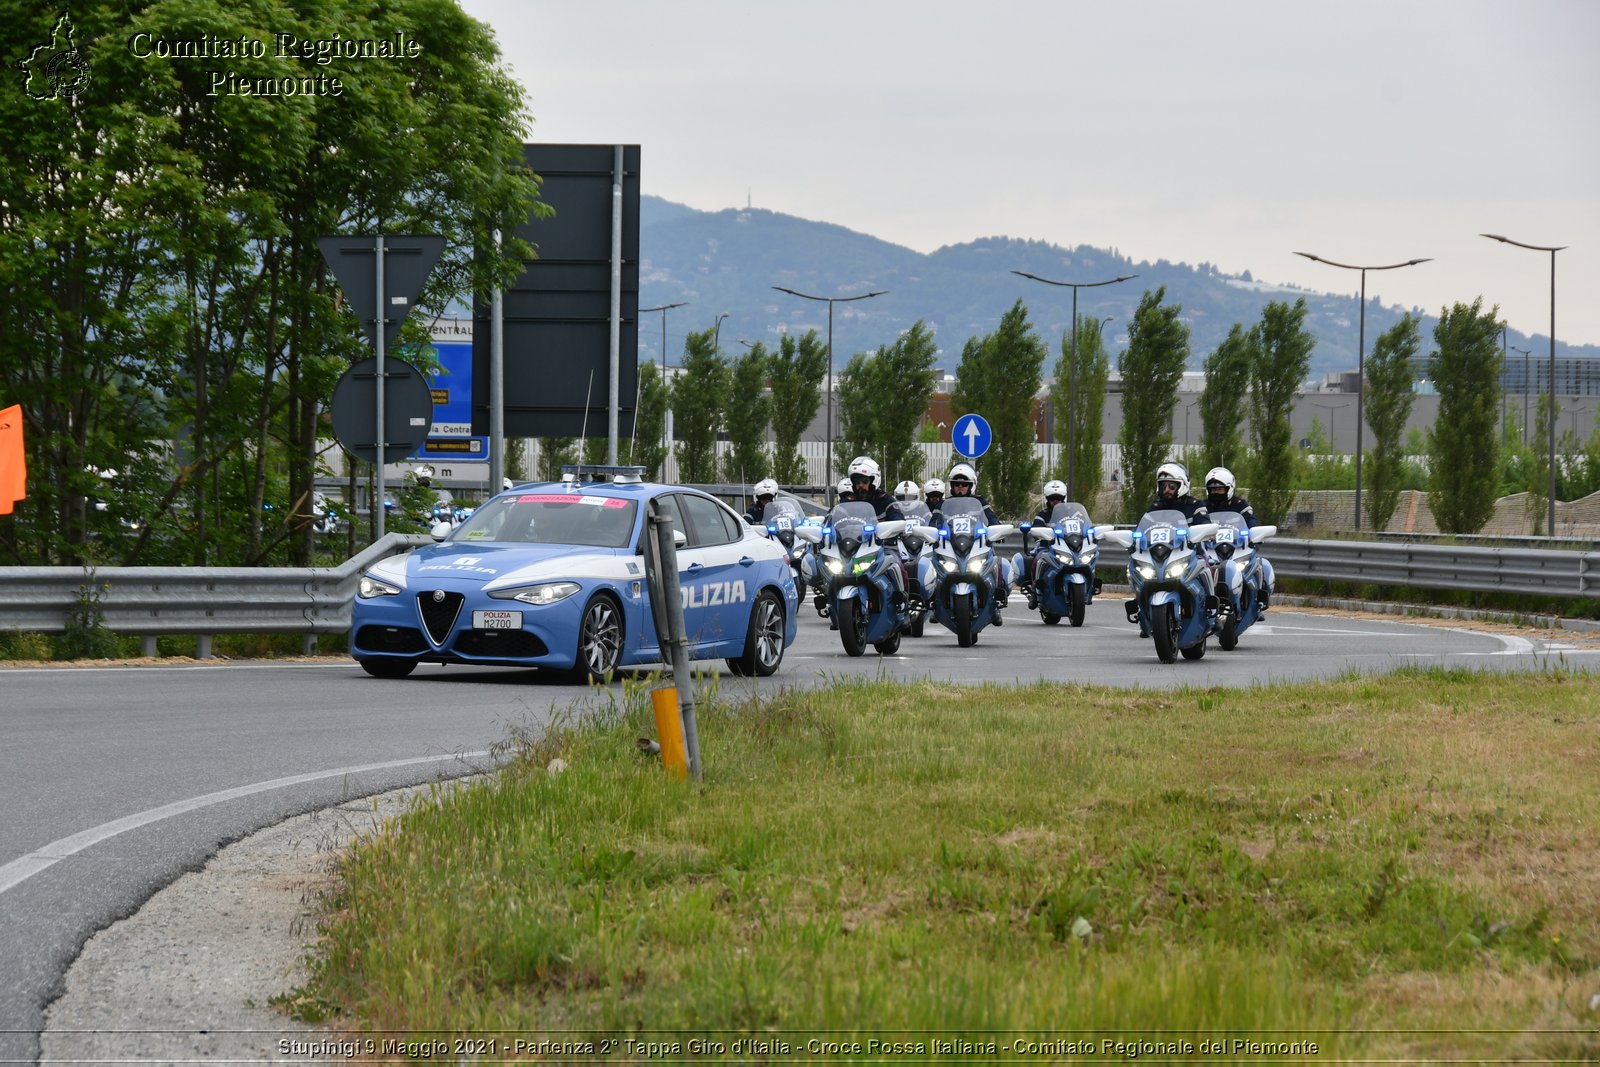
[1145,462,1208,523]
[744,477,779,525]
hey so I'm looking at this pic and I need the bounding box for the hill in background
[638,195,1594,383]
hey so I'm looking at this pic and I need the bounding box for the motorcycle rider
[1017,478,1069,605]
[1202,466,1273,610]
[922,477,948,525]
[836,476,856,505]
[1145,461,1208,523]
[945,462,1009,620]
[743,477,780,525]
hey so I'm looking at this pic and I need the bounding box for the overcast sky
[462,0,1600,347]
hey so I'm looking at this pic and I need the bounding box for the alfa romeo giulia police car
[350,467,799,682]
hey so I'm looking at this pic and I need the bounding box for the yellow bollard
[650,687,689,779]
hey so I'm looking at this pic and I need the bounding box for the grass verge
[297,668,1600,1061]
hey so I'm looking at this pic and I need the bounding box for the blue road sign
[952,413,992,459]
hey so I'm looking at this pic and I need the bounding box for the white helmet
[948,463,977,491]
[753,477,779,499]
[923,478,947,499]
[1203,467,1235,498]
[847,456,880,485]
[893,479,920,502]
[1042,479,1068,501]
[1155,461,1189,498]
[837,477,854,496]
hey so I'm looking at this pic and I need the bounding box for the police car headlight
[1164,557,1188,579]
[825,558,844,575]
[357,575,403,599]
[1134,562,1157,581]
[489,581,580,606]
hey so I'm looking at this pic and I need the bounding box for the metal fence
[2,533,1595,660]
[0,533,431,656]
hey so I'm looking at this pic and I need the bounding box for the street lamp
[712,312,729,352]
[642,302,688,472]
[1509,344,1533,445]
[1011,271,1137,500]
[770,285,888,485]
[1483,233,1565,536]
[1294,252,1431,531]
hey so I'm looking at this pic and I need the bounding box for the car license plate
[472,610,522,629]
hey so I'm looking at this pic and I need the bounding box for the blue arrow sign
[952,413,992,459]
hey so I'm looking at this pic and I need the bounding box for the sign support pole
[491,229,506,492]
[608,146,623,464]
[374,234,386,539]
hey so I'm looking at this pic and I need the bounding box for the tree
[836,321,940,490]
[1247,299,1316,525]
[724,343,771,483]
[1051,315,1111,503]
[671,328,729,483]
[951,302,1046,517]
[629,361,670,480]
[1426,299,1503,534]
[1526,391,1554,534]
[0,0,539,567]
[1197,324,1252,477]
[1362,314,1421,531]
[768,331,828,486]
[537,438,577,480]
[1116,288,1190,521]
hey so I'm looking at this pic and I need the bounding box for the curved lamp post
[1011,271,1137,500]
[641,302,688,468]
[770,286,888,486]
[1294,252,1431,531]
[1483,233,1565,536]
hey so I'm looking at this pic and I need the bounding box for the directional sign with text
[952,413,992,459]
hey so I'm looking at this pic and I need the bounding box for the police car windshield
[450,493,638,548]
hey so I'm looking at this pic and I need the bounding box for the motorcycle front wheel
[837,598,867,657]
[953,593,976,648]
[1068,582,1087,627]
[1151,601,1179,664]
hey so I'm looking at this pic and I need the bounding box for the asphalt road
[3,599,1595,1062]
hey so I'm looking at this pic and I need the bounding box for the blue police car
[350,467,799,682]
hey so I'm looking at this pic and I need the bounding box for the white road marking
[0,750,489,897]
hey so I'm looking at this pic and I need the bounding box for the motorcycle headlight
[940,559,958,573]
[1164,557,1188,579]
[967,558,985,574]
[1134,562,1157,581]
[357,575,402,599]
[489,581,580,606]
[852,554,875,575]
[826,559,844,575]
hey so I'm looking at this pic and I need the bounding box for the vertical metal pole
[490,230,506,493]
[1067,286,1079,501]
[647,507,700,779]
[1501,326,1508,444]
[825,299,834,490]
[608,146,623,465]
[374,234,386,540]
[661,311,672,473]
[1524,350,1531,446]
[1354,270,1366,531]
[1548,250,1557,537]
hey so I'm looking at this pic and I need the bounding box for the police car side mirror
[674,529,687,549]
[430,522,452,541]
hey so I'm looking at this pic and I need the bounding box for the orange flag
[0,404,26,515]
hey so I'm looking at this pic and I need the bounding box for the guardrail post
[141,636,158,657]
[197,635,213,660]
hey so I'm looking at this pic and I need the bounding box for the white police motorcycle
[1205,511,1277,651]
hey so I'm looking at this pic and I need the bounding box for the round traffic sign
[329,357,434,465]
[952,413,993,459]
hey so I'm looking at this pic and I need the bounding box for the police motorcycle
[758,497,811,587]
[1015,502,1102,627]
[1102,510,1220,664]
[793,501,912,656]
[1203,511,1277,651]
[910,497,1016,648]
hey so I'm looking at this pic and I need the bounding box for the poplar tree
[1198,324,1252,477]
[1247,299,1316,525]
[1051,315,1111,504]
[724,343,772,483]
[1362,314,1420,531]
[1426,299,1503,533]
[768,331,828,485]
[951,302,1046,517]
[837,321,939,490]
[671,328,730,483]
[1116,288,1190,521]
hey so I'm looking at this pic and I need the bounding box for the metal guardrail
[1,533,1594,660]
[0,534,432,649]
